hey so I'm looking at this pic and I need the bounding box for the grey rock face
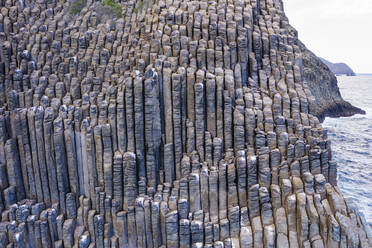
[0,0,370,247]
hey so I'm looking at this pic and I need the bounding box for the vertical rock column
[85,126,98,209]
[80,119,91,198]
[123,152,137,211]
[27,107,43,203]
[94,125,104,190]
[125,77,136,153]
[134,76,146,180]
[35,107,51,205]
[172,73,183,179]
[64,119,80,195]
[195,81,205,161]
[15,109,33,199]
[43,107,59,205]
[53,117,70,211]
[113,152,123,210]
[144,70,161,189]
[4,139,25,201]
[102,124,113,197]
[116,91,127,154]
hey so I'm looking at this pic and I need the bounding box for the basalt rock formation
[0,0,371,247]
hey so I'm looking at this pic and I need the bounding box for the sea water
[323,75,372,225]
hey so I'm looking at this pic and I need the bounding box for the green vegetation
[70,0,86,14]
[103,0,123,17]
[134,1,145,14]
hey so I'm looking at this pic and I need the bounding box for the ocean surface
[323,75,372,226]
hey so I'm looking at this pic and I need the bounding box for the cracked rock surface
[0,0,370,247]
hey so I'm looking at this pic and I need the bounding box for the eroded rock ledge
[0,0,371,247]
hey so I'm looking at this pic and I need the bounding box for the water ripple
[323,75,372,225]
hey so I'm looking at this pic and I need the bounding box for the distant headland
[320,58,356,76]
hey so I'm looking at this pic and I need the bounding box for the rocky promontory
[320,58,356,76]
[0,0,370,247]
[297,40,365,121]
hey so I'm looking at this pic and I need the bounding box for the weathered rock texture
[0,0,371,247]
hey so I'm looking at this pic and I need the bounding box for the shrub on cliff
[70,0,86,14]
[134,1,145,14]
[102,0,122,18]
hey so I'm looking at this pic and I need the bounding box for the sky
[283,0,372,73]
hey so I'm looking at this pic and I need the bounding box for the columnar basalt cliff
[0,0,371,247]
